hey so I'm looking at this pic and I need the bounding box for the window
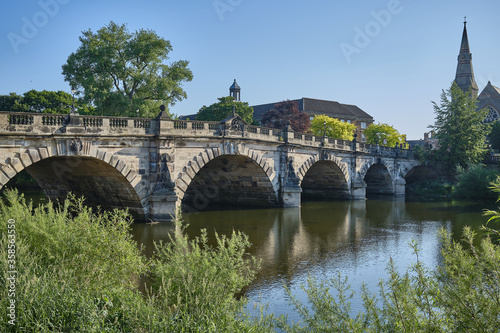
[484,106,500,123]
[361,122,366,129]
[361,134,366,142]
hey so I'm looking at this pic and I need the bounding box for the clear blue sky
[1,0,499,139]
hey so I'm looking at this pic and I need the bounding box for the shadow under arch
[181,154,278,212]
[300,160,349,200]
[364,162,393,196]
[404,165,439,192]
[4,155,146,220]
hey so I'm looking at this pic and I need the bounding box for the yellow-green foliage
[364,122,407,147]
[310,114,356,141]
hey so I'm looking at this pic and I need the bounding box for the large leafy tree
[310,114,356,141]
[196,96,254,124]
[62,21,193,118]
[430,82,490,169]
[364,122,406,147]
[260,100,310,132]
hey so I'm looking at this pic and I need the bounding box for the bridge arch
[359,160,394,195]
[298,155,350,200]
[404,165,440,194]
[176,145,278,211]
[297,154,349,182]
[0,147,148,219]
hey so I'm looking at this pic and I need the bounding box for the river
[130,197,496,321]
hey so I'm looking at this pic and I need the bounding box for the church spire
[454,18,478,96]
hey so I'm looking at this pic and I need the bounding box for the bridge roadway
[0,111,423,222]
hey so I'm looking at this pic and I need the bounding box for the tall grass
[0,190,273,332]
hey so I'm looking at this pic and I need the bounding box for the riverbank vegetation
[405,163,499,201]
[0,190,273,332]
[2,187,500,332]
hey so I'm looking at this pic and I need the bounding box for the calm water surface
[130,197,494,321]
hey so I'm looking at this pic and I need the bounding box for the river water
[130,197,496,321]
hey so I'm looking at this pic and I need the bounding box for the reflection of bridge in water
[0,111,429,221]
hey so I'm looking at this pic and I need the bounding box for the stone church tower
[454,19,500,122]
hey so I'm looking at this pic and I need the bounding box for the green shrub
[0,190,165,332]
[149,212,267,332]
[277,227,500,332]
[0,190,273,332]
[406,180,453,199]
[453,164,499,200]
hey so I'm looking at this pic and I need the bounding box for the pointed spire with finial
[454,17,478,96]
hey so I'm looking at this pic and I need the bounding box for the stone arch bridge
[0,111,423,222]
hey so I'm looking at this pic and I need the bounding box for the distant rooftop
[251,97,374,122]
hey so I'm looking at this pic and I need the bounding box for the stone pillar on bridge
[350,145,366,200]
[280,128,302,207]
[351,178,367,200]
[393,178,406,196]
[149,194,178,222]
[281,182,302,207]
[156,105,173,135]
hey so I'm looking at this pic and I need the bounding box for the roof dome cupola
[229,79,241,101]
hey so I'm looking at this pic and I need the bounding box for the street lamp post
[71,88,76,114]
[321,120,327,146]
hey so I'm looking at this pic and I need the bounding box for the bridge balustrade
[0,111,412,157]
[82,117,103,127]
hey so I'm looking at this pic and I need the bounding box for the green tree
[260,100,310,132]
[310,114,356,141]
[22,89,95,114]
[0,93,27,112]
[62,21,193,118]
[364,122,406,147]
[430,82,490,169]
[196,96,254,124]
[488,120,500,151]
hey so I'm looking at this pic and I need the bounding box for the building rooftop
[251,97,374,122]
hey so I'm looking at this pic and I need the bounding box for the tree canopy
[0,90,94,114]
[196,96,254,124]
[260,100,310,132]
[62,21,193,118]
[310,114,356,141]
[488,120,500,151]
[364,122,407,147]
[0,93,26,112]
[430,82,490,169]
